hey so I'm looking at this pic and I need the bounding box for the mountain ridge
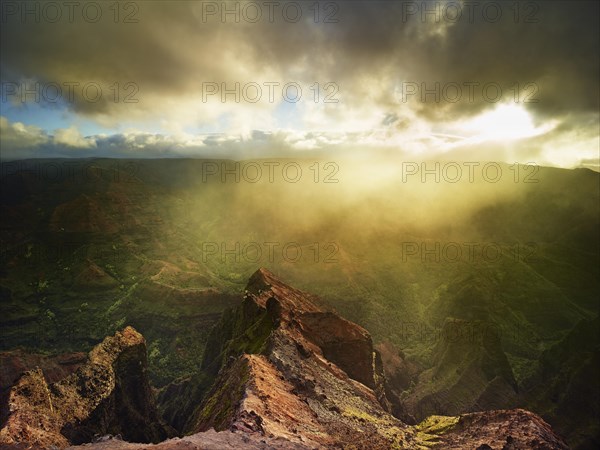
[2,159,598,447]
[0,268,570,449]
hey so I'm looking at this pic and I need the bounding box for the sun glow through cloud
[0,1,597,170]
[457,104,557,144]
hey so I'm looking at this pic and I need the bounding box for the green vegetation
[193,358,251,431]
[1,159,598,447]
[415,415,460,446]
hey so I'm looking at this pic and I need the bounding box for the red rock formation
[0,327,170,449]
[188,267,412,448]
[418,409,569,449]
[2,269,570,450]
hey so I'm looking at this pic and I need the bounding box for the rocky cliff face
[416,408,569,449]
[2,269,570,449]
[185,267,404,449]
[177,268,567,449]
[0,327,171,449]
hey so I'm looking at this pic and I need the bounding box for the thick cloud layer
[1,0,598,167]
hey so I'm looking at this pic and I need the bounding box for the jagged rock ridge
[0,327,171,448]
[181,268,568,449]
[185,267,404,448]
[1,269,569,449]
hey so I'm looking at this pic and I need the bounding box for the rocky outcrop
[1,367,71,448]
[3,270,570,450]
[178,268,567,449]
[0,327,171,449]
[65,428,312,449]
[417,408,569,449]
[65,409,568,450]
[186,267,407,448]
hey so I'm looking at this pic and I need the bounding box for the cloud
[0,1,597,166]
[0,116,49,154]
[1,112,596,171]
[54,126,96,148]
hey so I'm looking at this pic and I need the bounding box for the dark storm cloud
[0,0,598,167]
[413,1,599,119]
[308,0,599,120]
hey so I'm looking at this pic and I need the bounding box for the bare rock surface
[0,327,170,449]
[1,269,569,449]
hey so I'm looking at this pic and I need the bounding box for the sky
[0,0,598,168]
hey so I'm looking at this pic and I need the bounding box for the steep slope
[403,318,518,421]
[416,408,569,449]
[65,429,312,449]
[3,270,570,449]
[0,350,86,390]
[65,411,569,450]
[375,341,421,424]
[0,159,240,388]
[0,327,171,448]
[523,316,600,450]
[186,267,404,449]
[1,160,598,446]
[168,268,567,449]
